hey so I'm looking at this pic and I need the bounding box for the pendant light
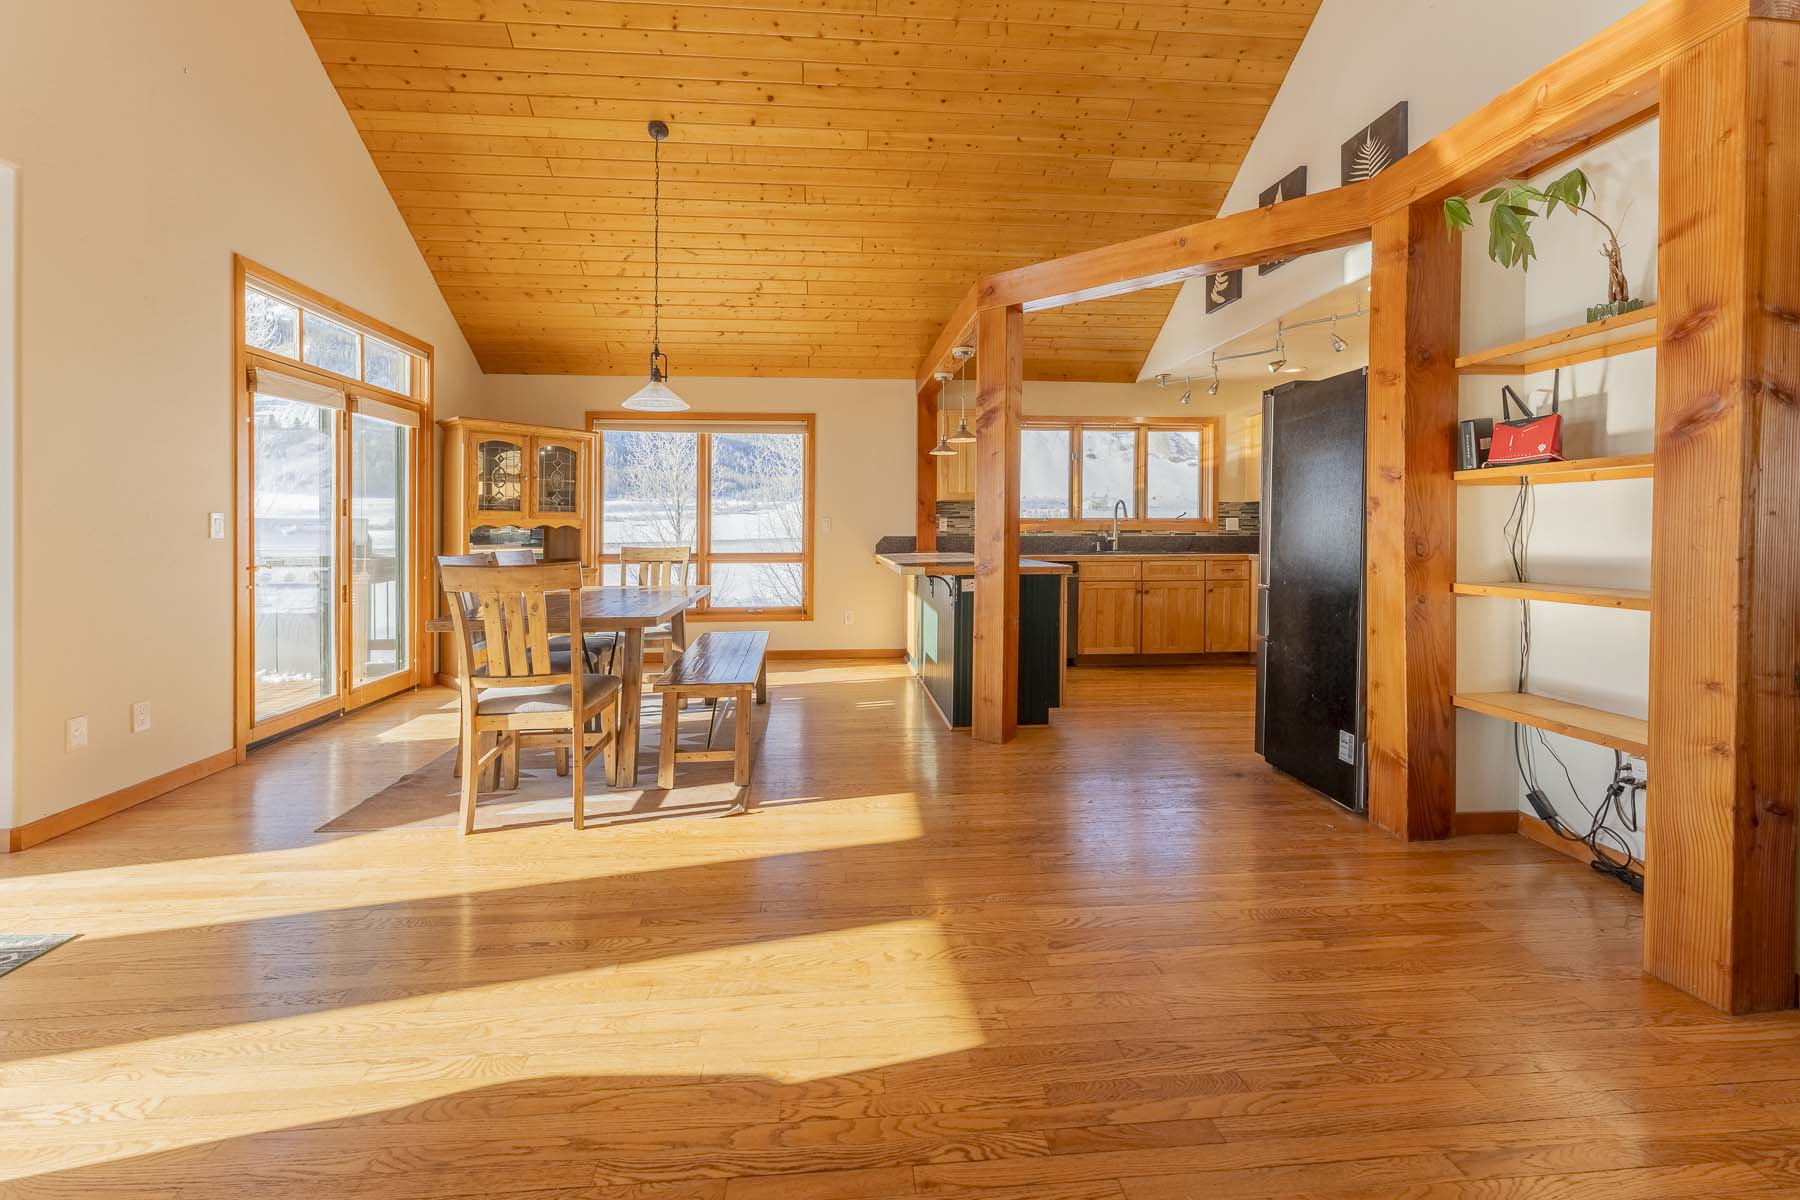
[948,346,976,443]
[928,371,957,456]
[624,120,688,412]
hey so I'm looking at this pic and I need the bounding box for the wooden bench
[653,631,769,788]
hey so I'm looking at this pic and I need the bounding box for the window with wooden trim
[1020,417,1222,530]
[587,412,813,619]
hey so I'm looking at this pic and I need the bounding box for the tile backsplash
[937,499,1259,535]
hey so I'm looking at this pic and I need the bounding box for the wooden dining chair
[441,562,623,834]
[615,546,693,673]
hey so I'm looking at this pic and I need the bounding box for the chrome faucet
[1107,499,1127,552]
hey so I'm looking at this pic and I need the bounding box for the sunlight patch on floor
[0,918,980,1179]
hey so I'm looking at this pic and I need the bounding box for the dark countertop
[876,532,1261,557]
[876,552,1073,576]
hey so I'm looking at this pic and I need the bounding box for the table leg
[614,627,645,786]
[670,609,688,654]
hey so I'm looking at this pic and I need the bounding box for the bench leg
[658,689,679,790]
[734,686,753,787]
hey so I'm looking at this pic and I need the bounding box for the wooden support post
[917,376,942,552]
[972,305,1023,744]
[1364,203,1460,841]
[1644,16,1800,1015]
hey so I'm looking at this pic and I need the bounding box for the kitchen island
[876,553,1072,729]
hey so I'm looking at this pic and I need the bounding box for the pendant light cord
[652,129,661,353]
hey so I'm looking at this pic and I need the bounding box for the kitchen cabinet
[1067,555,1255,659]
[1142,582,1207,653]
[441,417,599,565]
[1203,579,1253,651]
[1078,582,1142,655]
[937,438,975,501]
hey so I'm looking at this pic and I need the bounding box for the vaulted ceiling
[295,0,1321,381]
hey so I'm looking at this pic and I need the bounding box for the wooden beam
[913,0,1766,386]
[915,283,979,391]
[916,376,942,552]
[1364,203,1460,841]
[1644,15,1800,1015]
[972,305,1023,745]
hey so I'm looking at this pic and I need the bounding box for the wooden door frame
[232,255,435,758]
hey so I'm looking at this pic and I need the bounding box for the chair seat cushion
[478,673,621,716]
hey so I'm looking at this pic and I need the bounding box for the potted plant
[1443,168,1644,323]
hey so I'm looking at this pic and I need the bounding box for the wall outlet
[843,609,855,625]
[1225,516,1241,532]
[131,701,152,734]
[209,512,227,539]
[1337,730,1357,764]
[66,715,88,752]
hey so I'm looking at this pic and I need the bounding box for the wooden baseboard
[1518,811,1635,872]
[4,749,238,853]
[1453,809,1521,836]
[767,648,905,661]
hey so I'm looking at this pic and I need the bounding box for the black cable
[1501,479,1644,891]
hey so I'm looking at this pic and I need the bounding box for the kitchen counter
[876,552,1074,576]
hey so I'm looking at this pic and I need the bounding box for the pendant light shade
[624,120,688,413]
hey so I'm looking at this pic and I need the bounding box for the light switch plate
[1337,730,1357,764]
[209,512,227,539]
[1224,517,1241,532]
[66,715,88,752]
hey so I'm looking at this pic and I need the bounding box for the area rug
[0,934,78,978]
[318,711,757,834]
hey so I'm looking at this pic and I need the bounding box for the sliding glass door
[246,367,419,742]
[348,400,415,705]
[249,371,342,734]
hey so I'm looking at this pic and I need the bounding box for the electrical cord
[1502,478,1645,893]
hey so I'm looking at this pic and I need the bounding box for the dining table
[427,583,710,786]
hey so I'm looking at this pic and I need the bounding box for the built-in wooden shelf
[1456,305,1658,375]
[1452,580,1651,611]
[1455,453,1654,487]
[1454,691,1649,757]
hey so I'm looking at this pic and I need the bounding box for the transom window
[588,413,813,618]
[244,281,422,399]
[1021,417,1221,529]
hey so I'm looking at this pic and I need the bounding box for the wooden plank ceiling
[295,0,1320,381]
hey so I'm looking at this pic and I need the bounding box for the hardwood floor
[4,661,1799,1198]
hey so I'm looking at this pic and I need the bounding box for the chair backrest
[440,562,584,692]
[491,548,538,566]
[619,545,692,588]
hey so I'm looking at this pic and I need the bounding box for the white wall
[1140,0,1643,383]
[0,162,16,831]
[1455,121,1658,848]
[0,1,483,830]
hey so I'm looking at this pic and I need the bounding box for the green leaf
[1444,196,1473,232]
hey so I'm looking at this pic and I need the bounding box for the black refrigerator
[1255,368,1368,812]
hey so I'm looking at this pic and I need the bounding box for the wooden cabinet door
[529,435,589,524]
[1204,579,1252,651]
[1078,582,1140,655]
[1141,582,1207,653]
[469,432,527,519]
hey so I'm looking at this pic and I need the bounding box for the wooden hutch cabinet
[440,417,599,565]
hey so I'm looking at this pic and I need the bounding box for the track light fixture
[1329,315,1348,353]
[1177,376,1191,406]
[1207,357,1221,396]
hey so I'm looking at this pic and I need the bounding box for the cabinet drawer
[1143,559,1204,580]
[1206,558,1251,580]
[1079,559,1142,581]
